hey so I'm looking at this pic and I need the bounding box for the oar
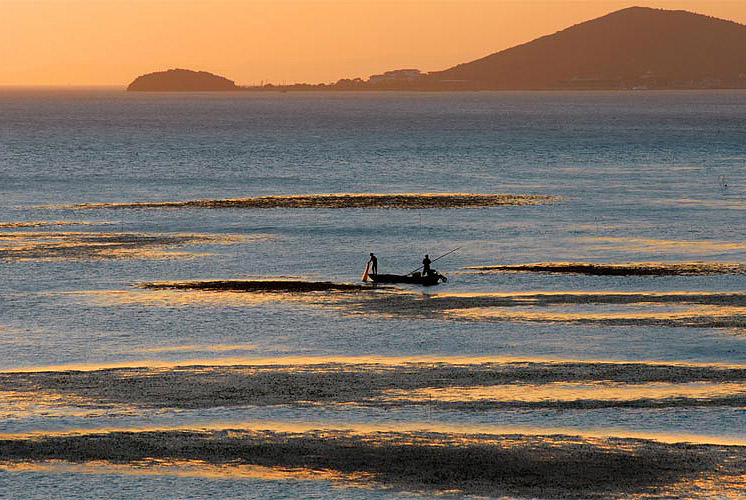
[408,247,461,275]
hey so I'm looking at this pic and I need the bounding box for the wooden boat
[369,271,447,286]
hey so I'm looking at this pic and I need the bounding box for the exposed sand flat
[1,428,743,498]
[0,232,251,261]
[465,262,746,276]
[140,280,380,293]
[57,193,559,210]
[4,361,746,410]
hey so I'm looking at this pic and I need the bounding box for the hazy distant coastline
[128,7,746,92]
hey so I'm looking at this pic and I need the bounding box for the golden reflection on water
[582,237,746,254]
[87,290,297,307]
[381,381,746,403]
[656,473,746,499]
[132,343,259,354]
[0,221,106,229]
[83,286,389,308]
[445,304,746,324]
[3,421,746,447]
[79,284,746,333]
[0,460,370,482]
[5,354,746,374]
[0,389,135,419]
[673,198,746,210]
[0,232,254,261]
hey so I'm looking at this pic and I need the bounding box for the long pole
[409,247,461,274]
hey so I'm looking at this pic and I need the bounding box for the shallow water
[2,89,746,498]
[0,469,438,500]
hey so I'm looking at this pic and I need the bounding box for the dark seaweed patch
[466,262,746,276]
[62,193,558,210]
[0,429,731,498]
[4,361,746,410]
[139,280,377,293]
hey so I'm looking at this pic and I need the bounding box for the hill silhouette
[126,7,746,91]
[427,7,746,89]
[127,69,238,91]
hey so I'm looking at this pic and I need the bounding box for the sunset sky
[2,0,746,86]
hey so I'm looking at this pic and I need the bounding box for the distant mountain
[427,7,746,89]
[127,69,238,91]
[127,7,746,91]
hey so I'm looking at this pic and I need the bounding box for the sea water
[1,89,746,498]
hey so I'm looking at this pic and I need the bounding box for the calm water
[1,89,746,498]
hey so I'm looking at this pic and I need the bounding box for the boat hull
[369,273,446,286]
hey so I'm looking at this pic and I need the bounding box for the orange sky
[2,1,746,86]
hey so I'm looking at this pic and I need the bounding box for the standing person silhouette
[368,253,378,275]
[422,254,431,276]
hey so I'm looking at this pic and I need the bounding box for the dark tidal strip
[140,280,378,293]
[135,281,746,306]
[59,193,558,210]
[336,292,746,328]
[374,292,746,308]
[466,262,746,276]
[4,361,746,410]
[0,429,740,498]
[130,282,746,329]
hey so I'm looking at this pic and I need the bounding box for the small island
[127,68,238,91]
[127,7,746,92]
